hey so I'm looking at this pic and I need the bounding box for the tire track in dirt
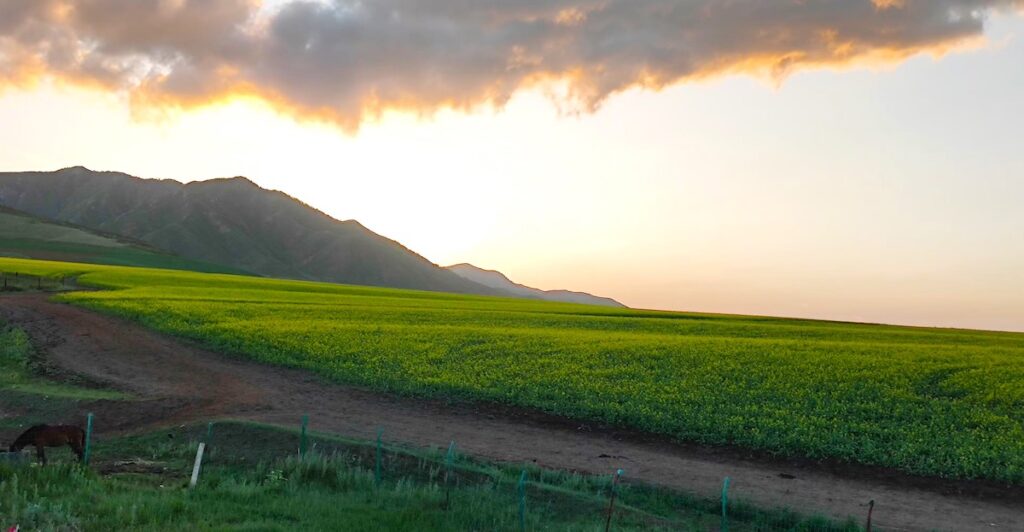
[1,293,1020,532]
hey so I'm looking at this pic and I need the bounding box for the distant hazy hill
[445,263,625,307]
[0,167,500,295]
[0,206,243,274]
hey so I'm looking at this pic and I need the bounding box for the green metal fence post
[604,469,624,532]
[375,428,384,486]
[83,413,94,465]
[205,422,214,444]
[518,470,528,532]
[299,414,309,457]
[445,441,456,468]
[721,476,731,532]
[444,441,456,510]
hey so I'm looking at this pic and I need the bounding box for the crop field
[2,257,1023,483]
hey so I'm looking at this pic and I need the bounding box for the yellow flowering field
[3,257,1022,482]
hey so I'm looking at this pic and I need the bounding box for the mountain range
[0,167,623,307]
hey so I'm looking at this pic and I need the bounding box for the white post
[189,442,206,489]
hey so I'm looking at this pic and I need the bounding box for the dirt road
[1,293,1020,531]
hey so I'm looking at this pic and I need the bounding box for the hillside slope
[0,167,500,294]
[0,206,244,274]
[445,263,625,307]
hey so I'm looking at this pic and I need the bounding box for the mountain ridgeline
[445,263,624,307]
[0,167,492,294]
[0,167,624,306]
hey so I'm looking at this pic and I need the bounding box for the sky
[1,0,1023,331]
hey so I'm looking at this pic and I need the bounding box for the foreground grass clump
[0,422,854,531]
[2,460,573,531]
[2,257,1024,483]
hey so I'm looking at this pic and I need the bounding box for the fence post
[375,428,384,486]
[82,413,94,465]
[721,477,731,532]
[604,468,624,532]
[866,500,875,531]
[205,422,214,444]
[518,470,528,532]
[299,414,309,457]
[444,441,456,510]
[189,442,206,489]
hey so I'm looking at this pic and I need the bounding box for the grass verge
[2,421,859,531]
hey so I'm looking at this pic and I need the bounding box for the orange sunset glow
[2,0,1023,331]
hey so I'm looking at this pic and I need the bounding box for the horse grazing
[8,425,85,464]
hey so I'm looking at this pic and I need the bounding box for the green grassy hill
[0,207,246,274]
[0,167,501,295]
[4,256,1024,484]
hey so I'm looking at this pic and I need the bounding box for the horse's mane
[11,424,47,449]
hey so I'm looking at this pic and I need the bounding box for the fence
[2,413,873,531]
[182,417,870,532]
[0,271,72,292]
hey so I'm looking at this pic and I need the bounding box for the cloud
[1,0,1021,128]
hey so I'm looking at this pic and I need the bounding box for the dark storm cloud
[1,0,1020,127]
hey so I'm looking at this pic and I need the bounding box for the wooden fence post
[189,443,206,488]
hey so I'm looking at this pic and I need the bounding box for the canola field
[3,257,1023,483]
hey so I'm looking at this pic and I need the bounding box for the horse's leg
[36,444,47,465]
[70,439,84,462]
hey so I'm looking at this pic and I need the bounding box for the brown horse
[8,425,85,464]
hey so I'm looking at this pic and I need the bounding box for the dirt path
[1,293,1020,531]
